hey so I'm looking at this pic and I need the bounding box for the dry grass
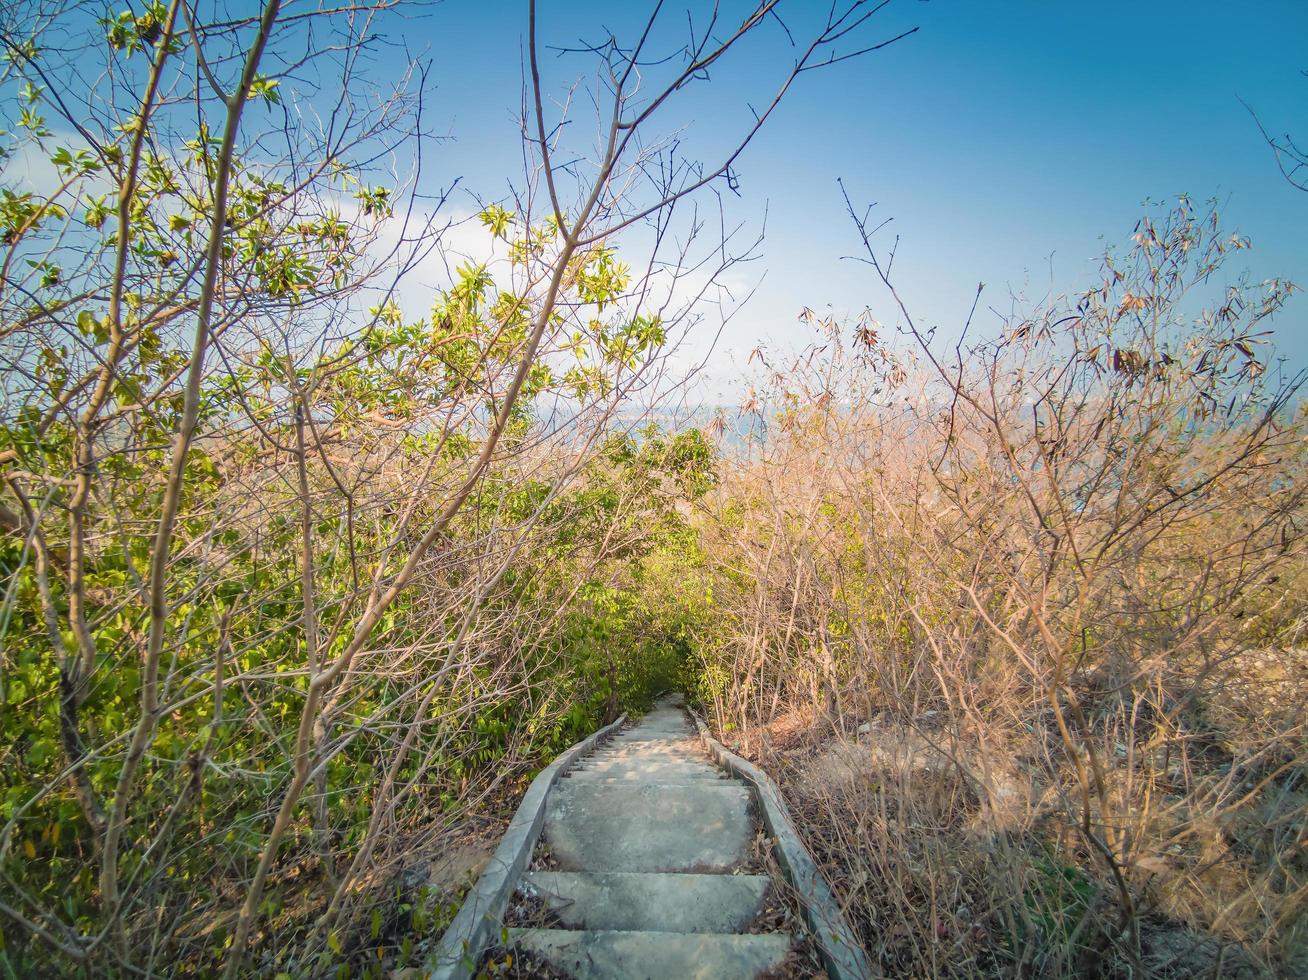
[731,707,1302,978]
[692,201,1308,977]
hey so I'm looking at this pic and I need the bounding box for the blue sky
[401,1,1308,397]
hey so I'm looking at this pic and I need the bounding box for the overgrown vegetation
[0,1,897,974]
[687,197,1308,977]
[2,2,1303,978]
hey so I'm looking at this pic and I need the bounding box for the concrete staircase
[506,698,792,978]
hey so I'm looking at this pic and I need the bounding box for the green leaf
[26,738,56,767]
[248,75,281,105]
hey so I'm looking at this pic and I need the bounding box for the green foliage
[1004,858,1098,963]
[485,427,720,735]
[0,109,709,971]
[0,5,725,972]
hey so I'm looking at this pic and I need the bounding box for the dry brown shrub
[694,199,1308,977]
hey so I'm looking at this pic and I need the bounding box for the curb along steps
[425,713,627,977]
[690,711,875,980]
[428,696,872,979]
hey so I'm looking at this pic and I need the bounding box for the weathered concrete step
[617,720,691,730]
[581,758,711,771]
[609,732,697,743]
[572,773,724,786]
[521,871,770,933]
[611,721,694,734]
[576,761,722,779]
[545,782,752,872]
[581,748,713,762]
[585,743,706,755]
[565,773,728,785]
[587,745,708,760]
[620,716,688,726]
[585,746,707,759]
[583,755,709,767]
[574,754,718,767]
[508,928,791,979]
[580,757,713,770]
[591,738,702,751]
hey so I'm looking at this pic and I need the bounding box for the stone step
[507,928,792,980]
[580,750,714,764]
[581,758,712,771]
[521,871,771,933]
[573,754,718,767]
[593,738,701,750]
[545,782,753,872]
[609,732,697,742]
[565,773,729,785]
[578,758,711,774]
[624,711,689,726]
[580,758,713,770]
[575,761,723,779]
[618,719,691,728]
[587,745,709,759]
[583,743,706,758]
